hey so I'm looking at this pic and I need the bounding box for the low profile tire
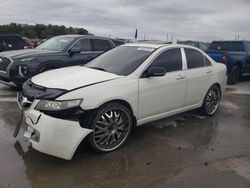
[199,85,221,116]
[88,102,133,153]
[228,66,240,85]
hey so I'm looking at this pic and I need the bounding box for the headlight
[21,57,36,62]
[35,99,83,111]
[18,65,29,77]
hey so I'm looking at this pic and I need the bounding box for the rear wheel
[228,66,240,85]
[88,103,133,153]
[199,85,221,116]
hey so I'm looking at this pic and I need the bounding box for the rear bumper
[23,102,93,160]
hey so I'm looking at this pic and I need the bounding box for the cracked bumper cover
[24,103,93,160]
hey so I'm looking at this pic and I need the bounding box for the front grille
[0,56,13,72]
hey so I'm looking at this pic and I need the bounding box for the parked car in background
[138,40,173,44]
[110,38,125,46]
[0,34,28,52]
[206,40,250,84]
[22,37,33,49]
[177,40,209,51]
[18,44,227,160]
[0,35,119,88]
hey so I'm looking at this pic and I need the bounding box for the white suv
[18,44,227,160]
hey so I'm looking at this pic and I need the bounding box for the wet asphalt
[0,78,250,188]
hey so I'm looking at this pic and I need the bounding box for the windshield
[208,42,244,52]
[36,36,75,51]
[85,46,155,76]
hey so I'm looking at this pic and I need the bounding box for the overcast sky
[0,0,249,41]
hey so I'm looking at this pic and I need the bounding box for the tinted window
[208,42,244,52]
[111,39,124,46]
[204,56,211,66]
[149,48,182,72]
[185,48,204,69]
[86,46,154,76]
[3,36,25,49]
[72,39,91,51]
[92,39,112,51]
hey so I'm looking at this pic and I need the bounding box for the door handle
[206,69,212,73]
[176,75,186,80]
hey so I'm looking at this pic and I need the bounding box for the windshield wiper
[88,67,107,72]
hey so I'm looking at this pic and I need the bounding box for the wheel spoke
[93,108,131,151]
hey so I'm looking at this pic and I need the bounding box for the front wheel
[88,103,133,153]
[199,85,221,116]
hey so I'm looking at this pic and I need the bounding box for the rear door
[183,48,212,106]
[138,48,187,121]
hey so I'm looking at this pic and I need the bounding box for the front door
[138,48,187,122]
[68,39,98,66]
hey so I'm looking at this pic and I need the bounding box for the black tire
[199,85,221,116]
[228,66,240,85]
[87,102,133,153]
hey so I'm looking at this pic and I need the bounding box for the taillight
[23,45,29,49]
[221,52,228,64]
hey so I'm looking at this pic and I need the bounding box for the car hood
[0,49,61,59]
[31,66,123,90]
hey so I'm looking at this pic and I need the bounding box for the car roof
[123,43,203,50]
[0,34,22,37]
[54,34,112,41]
[123,43,167,49]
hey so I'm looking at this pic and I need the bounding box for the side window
[73,39,91,51]
[149,48,182,72]
[92,39,112,51]
[204,56,211,66]
[185,48,205,69]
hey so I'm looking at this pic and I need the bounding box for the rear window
[4,36,24,46]
[92,39,112,51]
[208,42,244,52]
[111,39,124,46]
[0,36,25,50]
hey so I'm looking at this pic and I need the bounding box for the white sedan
[18,44,227,160]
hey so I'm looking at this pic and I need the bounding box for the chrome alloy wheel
[93,108,131,152]
[205,87,220,115]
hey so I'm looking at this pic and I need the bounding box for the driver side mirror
[145,67,166,77]
[69,47,81,56]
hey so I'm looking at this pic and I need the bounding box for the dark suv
[0,35,123,88]
[0,34,28,52]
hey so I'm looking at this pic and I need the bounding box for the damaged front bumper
[23,100,93,160]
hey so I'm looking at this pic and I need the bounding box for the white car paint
[22,44,227,160]
[32,66,123,90]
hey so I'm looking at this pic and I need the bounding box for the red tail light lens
[221,52,228,64]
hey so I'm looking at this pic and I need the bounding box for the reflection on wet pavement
[0,81,250,188]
